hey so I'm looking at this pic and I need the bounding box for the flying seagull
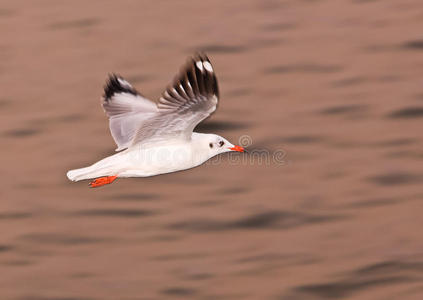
[67,53,245,187]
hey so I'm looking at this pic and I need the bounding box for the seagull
[67,53,245,187]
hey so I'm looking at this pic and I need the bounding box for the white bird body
[67,133,232,181]
[67,53,244,187]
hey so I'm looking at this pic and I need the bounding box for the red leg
[89,175,117,188]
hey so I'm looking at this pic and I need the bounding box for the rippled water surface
[1,1,423,299]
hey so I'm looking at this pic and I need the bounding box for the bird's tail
[67,153,123,182]
[67,165,109,182]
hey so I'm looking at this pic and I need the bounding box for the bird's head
[193,133,245,159]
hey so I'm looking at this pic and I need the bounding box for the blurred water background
[1,0,423,299]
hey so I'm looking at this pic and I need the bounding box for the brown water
[1,0,423,299]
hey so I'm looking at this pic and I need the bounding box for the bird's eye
[209,143,213,148]
[219,141,224,147]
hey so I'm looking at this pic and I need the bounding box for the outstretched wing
[131,53,219,146]
[102,74,157,151]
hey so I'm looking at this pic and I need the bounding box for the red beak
[229,145,245,152]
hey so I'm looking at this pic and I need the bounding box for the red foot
[89,175,117,188]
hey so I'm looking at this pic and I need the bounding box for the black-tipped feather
[158,53,219,111]
[103,74,139,101]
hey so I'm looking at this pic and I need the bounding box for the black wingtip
[158,53,220,111]
[103,73,139,100]
[190,52,219,99]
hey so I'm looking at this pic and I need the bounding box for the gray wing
[102,74,158,151]
[130,53,219,147]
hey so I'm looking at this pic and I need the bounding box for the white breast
[118,142,206,177]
